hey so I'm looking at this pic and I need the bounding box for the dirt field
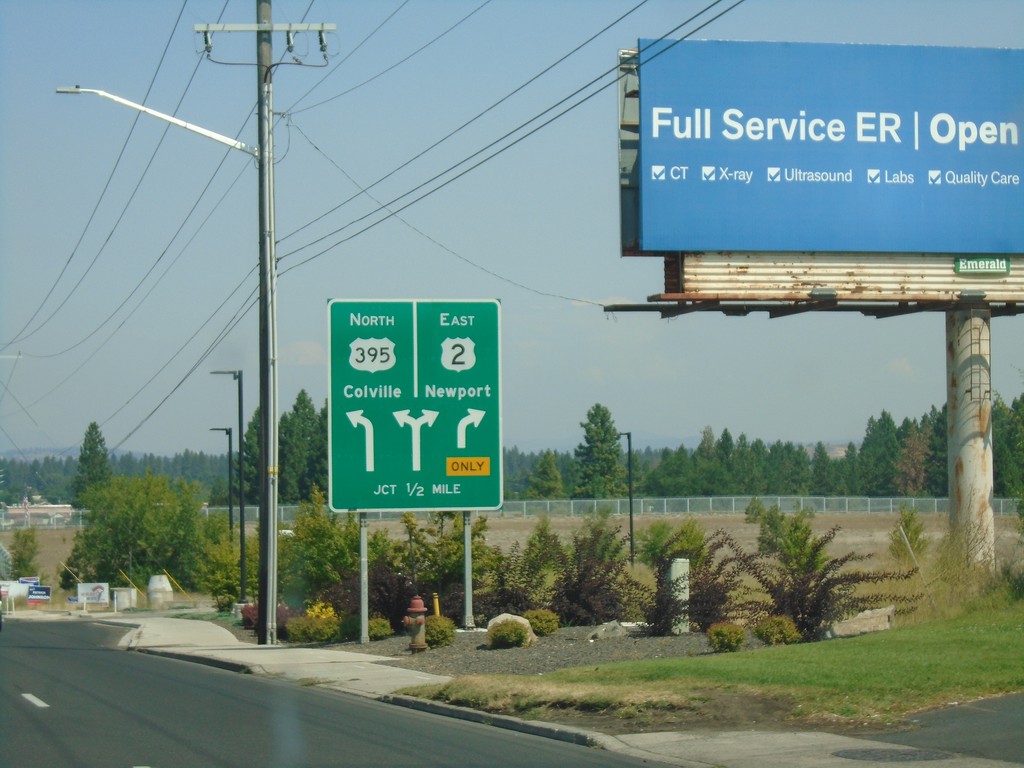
[5,510,1019,594]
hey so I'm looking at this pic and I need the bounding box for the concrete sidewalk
[107,615,452,697]
[11,611,1021,768]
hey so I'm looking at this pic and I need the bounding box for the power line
[279,0,654,247]
[279,0,746,273]
[284,1,497,116]
[12,0,750,454]
[1,1,194,351]
[289,120,602,305]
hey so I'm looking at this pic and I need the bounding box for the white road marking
[22,693,50,708]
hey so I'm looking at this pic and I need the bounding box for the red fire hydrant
[403,595,428,653]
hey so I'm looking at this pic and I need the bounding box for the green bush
[424,614,456,648]
[368,616,394,641]
[707,621,745,653]
[523,608,560,636]
[338,613,360,642]
[286,615,341,644]
[753,615,801,646]
[889,506,928,565]
[487,619,530,649]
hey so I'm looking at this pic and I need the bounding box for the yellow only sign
[446,457,490,477]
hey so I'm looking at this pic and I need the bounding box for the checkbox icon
[651,165,666,181]
[867,169,881,184]
[702,166,716,181]
[767,167,781,182]
[929,170,942,185]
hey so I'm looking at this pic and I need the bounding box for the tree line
[3,389,1023,508]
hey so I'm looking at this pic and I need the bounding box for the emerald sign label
[954,257,1011,275]
[327,299,502,512]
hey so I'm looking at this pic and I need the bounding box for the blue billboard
[637,40,1024,254]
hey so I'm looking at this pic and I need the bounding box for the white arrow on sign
[346,410,375,471]
[393,409,439,471]
[457,408,486,449]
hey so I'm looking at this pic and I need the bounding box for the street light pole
[212,369,246,603]
[618,431,635,564]
[255,0,279,646]
[210,427,234,534]
[58,9,333,646]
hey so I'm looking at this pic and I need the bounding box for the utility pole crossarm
[55,87,258,157]
[194,23,335,33]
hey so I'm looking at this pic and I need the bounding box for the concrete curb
[379,694,601,748]
[136,646,257,675]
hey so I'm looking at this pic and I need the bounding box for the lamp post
[56,84,277,640]
[58,13,333,645]
[618,431,635,564]
[210,427,234,535]
[212,369,246,603]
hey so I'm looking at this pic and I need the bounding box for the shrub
[213,594,236,613]
[636,518,706,570]
[487,619,530,649]
[753,615,801,646]
[424,614,456,648]
[476,542,546,618]
[368,616,394,641]
[707,622,745,653]
[523,608,560,636]
[550,513,638,625]
[241,602,258,630]
[335,565,416,634]
[305,600,337,620]
[888,506,928,565]
[338,613,360,642]
[286,615,341,644]
[685,530,760,632]
[749,527,918,642]
[240,603,298,639]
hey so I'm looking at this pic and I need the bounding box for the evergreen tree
[859,411,900,495]
[278,390,322,503]
[690,426,723,494]
[732,434,768,496]
[641,445,691,496]
[714,428,736,492]
[573,404,627,498]
[894,421,931,496]
[71,422,112,509]
[993,394,1024,497]
[921,405,948,496]
[840,442,860,495]
[527,450,565,499]
[242,408,261,506]
[502,446,532,499]
[810,442,834,495]
[766,441,811,494]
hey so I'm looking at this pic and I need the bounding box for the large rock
[588,620,630,641]
[487,613,538,646]
[829,605,895,638]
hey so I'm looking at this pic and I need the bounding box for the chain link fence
[2,496,1017,529]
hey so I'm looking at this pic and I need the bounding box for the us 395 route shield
[327,299,502,512]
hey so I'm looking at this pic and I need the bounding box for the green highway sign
[327,299,502,512]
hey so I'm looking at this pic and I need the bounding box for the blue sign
[27,585,51,603]
[637,40,1024,254]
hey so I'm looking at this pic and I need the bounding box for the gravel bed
[330,623,712,678]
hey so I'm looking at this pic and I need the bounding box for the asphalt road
[0,620,654,768]
[873,693,1024,764]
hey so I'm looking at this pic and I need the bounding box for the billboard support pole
[945,307,996,570]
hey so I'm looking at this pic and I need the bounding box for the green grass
[418,598,1024,724]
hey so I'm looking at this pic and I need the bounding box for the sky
[1,0,1022,463]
